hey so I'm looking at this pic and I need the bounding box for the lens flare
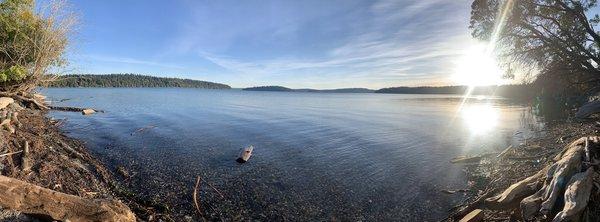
[452,43,504,87]
[461,104,499,135]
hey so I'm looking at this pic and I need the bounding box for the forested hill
[243,86,293,91]
[49,74,231,89]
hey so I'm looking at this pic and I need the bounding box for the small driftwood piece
[236,145,254,163]
[441,189,470,194]
[496,145,513,158]
[21,141,30,172]
[0,150,22,157]
[0,175,135,221]
[459,209,484,222]
[451,156,482,164]
[56,139,86,161]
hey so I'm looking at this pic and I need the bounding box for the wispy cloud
[184,0,473,88]
[82,55,184,69]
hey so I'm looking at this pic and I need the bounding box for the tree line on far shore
[48,74,231,89]
[376,84,535,100]
[50,74,534,100]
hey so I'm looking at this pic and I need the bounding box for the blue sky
[66,0,475,89]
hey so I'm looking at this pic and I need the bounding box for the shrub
[0,0,75,93]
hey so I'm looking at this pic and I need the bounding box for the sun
[452,43,504,86]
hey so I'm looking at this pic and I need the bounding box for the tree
[470,0,600,97]
[0,0,75,93]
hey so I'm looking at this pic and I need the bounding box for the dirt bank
[447,116,600,221]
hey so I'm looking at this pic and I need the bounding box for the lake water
[43,88,542,221]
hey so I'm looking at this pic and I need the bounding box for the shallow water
[43,88,542,220]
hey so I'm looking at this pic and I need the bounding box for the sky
[64,0,477,89]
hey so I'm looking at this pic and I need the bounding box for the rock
[459,209,483,222]
[0,97,14,110]
[81,109,95,115]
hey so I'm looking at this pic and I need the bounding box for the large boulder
[0,97,14,110]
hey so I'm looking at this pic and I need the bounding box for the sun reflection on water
[461,104,499,135]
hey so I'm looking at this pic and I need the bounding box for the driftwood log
[482,136,599,221]
[236,145,254,163]
[0,175,135,222]
[0,92,48,110]
[49,106,103,114]
[553,168,594,222]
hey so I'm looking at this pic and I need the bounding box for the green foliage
[0,0,39,64]
[0,0,71,92]
[0,65,27,82]
[49,74,232,89]
[0,0,40,85]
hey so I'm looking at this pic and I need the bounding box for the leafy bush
[0,0,73,92]
[0,65,27,82]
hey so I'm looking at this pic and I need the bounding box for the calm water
[43,88,542,221]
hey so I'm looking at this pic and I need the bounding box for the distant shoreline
[48,74,231,89]
[49,74,534,99]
